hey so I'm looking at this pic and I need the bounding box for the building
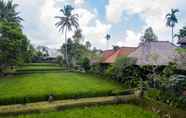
[101,47,137,64]
[128,41,178,65]
[100,41,178,66]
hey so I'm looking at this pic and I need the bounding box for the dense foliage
[146,64,186,109]
[105,57,141,88]
[60,38,99,71]
[0,0,33,75]
[0,20,32,74]
[176,26,186,38]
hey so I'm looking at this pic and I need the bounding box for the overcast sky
[13,0,186,49]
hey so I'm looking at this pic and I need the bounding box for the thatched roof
[128,41,178,65]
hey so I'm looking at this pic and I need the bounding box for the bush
[162,63,176,77]
[80,57,91,72]
[90,63,103,75]
[146,88,160,100]
[105,57,141,88]
[147,75,186,109]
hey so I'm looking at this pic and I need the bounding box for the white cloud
[116,30,141,47]
[106,0,185,46]
[74,0,85,5]
[74,8,111,49]
[14,0,111,49]
[83,20,111,49]
[14,0,186,49]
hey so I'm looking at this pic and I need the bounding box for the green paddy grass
[17,63,63,72]
[0,71,123,104]
[14,104,159,118]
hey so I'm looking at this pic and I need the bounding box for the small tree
[141,27,158,42]
[80,57,90,72]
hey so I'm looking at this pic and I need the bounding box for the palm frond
[55,5,79,33]
[166,13,171,17]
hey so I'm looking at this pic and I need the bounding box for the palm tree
[0,0,23,24]
[105,34,111,49]
[55,5,79,66]
[166,9,179,43]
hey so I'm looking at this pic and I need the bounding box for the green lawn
[0,71,122,104]
[13,104,159,118]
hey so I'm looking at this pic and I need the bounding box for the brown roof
[101,47,137,64]
[129,41,178,65]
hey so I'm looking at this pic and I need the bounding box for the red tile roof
[101,47,137,64]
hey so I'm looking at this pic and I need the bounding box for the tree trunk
[64,27,69,67]
[172,27,174,43]
[107,39,109,49]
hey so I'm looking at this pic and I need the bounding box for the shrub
[162,62,176,77]
[80,57,91,72]
[146,88,161,100]
[90,63,103,75]
[105,57,141,88]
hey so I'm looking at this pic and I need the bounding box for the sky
[13,0,186,50]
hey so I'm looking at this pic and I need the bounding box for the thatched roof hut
[128,41,178,65]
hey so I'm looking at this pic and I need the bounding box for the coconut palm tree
[105,34,111,49]
[55,5,79,66]
[166,9,179,43]
[0,0,23,24]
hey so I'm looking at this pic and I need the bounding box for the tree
[0,1,32,75]
[73,29,83,44]
[0,0,23,25]
[175,26,186,39]
[80,57,90,72]
[85,41,91,49]
[166,9,179,43]
[37,46,49,57]
[55,5,79,66]
[105,34,111,49]
[141,27,158,42]
[0,20,30,74]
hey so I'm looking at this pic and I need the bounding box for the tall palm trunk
[171,26,174,43]
[107,39,109,49]
[64,27,69,66]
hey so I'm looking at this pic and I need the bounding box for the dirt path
[0,95,137,115]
